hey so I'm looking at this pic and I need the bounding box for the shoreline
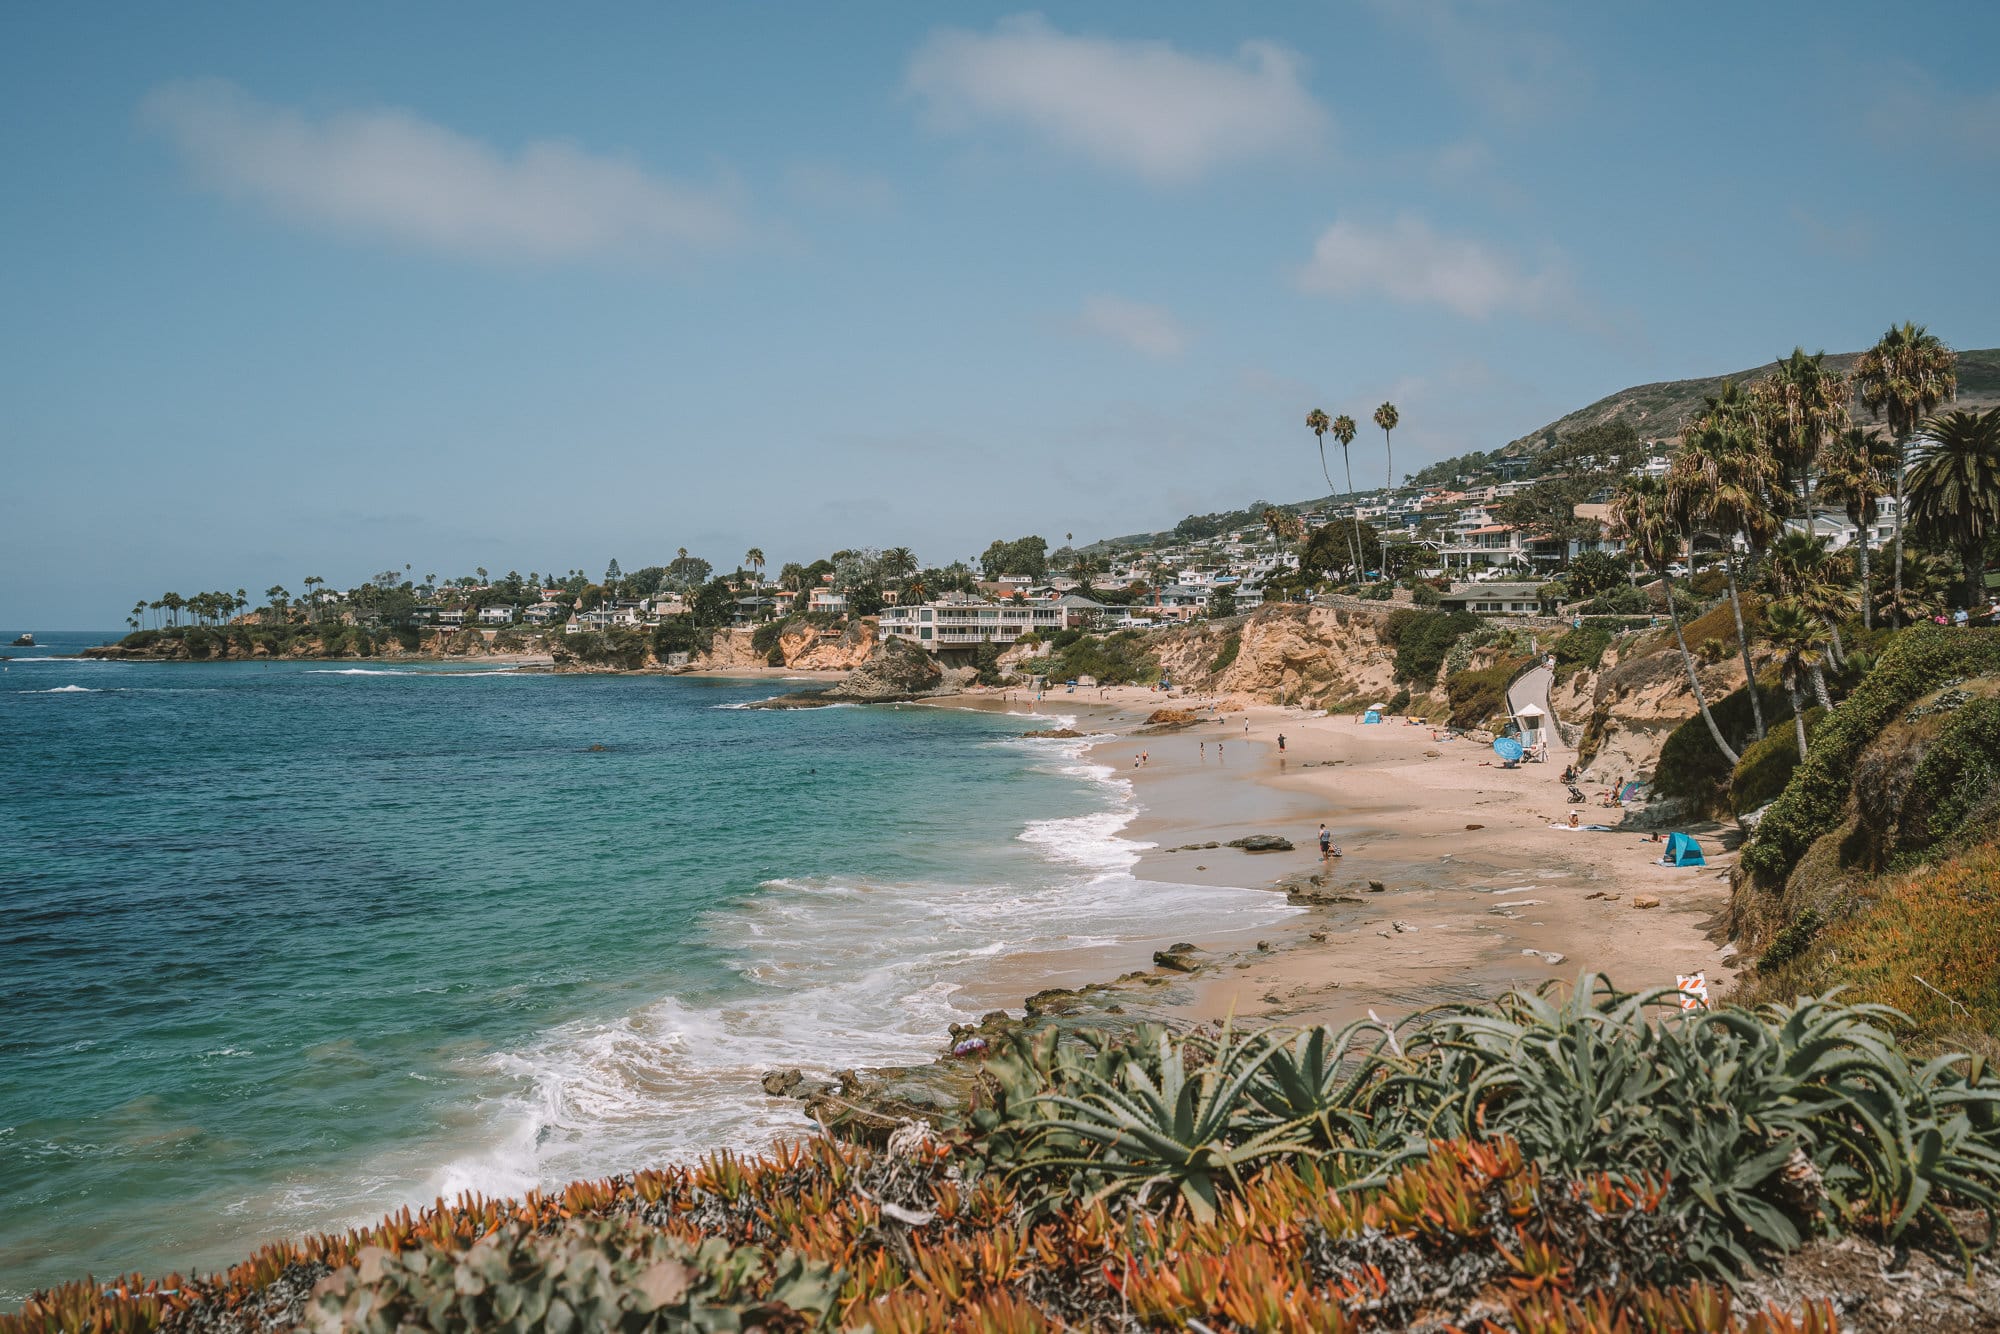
[922,683,1734,1033]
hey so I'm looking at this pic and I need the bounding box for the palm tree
[1610,475,1738,765]
[1853,323,1957,625]
[1816,428,1898,628]
[1907,407,2000,606]
[1374,402,1400,492]
[1332,413,1363,580]
[1764,600,1831,761]
[1764,532,1852,696]
[1669,420,1780,741]
[745,548,766,583]
[1306,409,1359,579]
[1762,348,1848,524]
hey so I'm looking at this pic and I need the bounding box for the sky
[3,3,1998,626]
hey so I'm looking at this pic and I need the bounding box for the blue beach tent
[1666,832,1705,867]
[1362,710,1382,724]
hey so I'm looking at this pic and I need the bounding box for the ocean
[0,634,1290,1302]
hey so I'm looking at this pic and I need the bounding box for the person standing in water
[1277,733,1287,752]
[1318,823,1331,858]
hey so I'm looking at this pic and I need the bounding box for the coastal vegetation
[15,978,1999,1332]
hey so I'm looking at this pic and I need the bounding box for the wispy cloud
[1296,214,1574,320]
[142,79,745,262]
[906,14,1326,183]
[1073,295,1189,358]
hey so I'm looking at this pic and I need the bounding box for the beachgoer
[1141,750,1149,766]
[1277,733,1286,752]
[1318,823,1331,858]
[1200,741,1206,758]
[1568,811,1581,828]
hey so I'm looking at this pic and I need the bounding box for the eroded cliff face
[780,621,879,671]
[688,620,881,672]
[1153,605,1399,707]
[1570,632,1752,794]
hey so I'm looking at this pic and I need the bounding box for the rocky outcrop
[82,628,548,662]
[825,637,945,701]
[1150,604,1399,709]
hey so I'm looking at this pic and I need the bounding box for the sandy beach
[941,683,1734,1029]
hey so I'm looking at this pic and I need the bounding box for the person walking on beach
[1277,733,1286,752]
[1141,750,1149,766]
[1200,740,1206,759]
[1318,823,1331,858]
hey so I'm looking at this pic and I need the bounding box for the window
[919,627,932,640]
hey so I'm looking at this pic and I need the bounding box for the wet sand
[938,684,1734,1029]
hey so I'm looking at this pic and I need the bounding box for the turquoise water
[0,636,1289,1302]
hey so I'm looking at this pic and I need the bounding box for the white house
[477,605,515,626]
[1438,582,1545,615]
[877,594,1106,651]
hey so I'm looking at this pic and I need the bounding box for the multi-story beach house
[477,605,515,626]
[877,593,1107,651]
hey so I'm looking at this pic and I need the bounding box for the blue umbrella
[1492,736,1525,763]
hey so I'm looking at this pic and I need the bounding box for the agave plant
[1014,1025,1308,1222]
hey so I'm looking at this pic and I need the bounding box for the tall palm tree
[1374,401,1400,492]
[1669,420,1780,741]
[1764,532,1852,696]
[1907,407,2000,606]
[1764,600,1831,761]
[1762,348,1849,524]
[1852,323,1957,626]
[745,548,766,583]
[1816,427,1898,628]
[1610,475,1739,764]
[1332,413,1363,580]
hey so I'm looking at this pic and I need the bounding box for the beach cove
[2,647,1728,1302]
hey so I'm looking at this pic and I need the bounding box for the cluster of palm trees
[1303,401,1401,580]
[128,589,251,630]
[1609,322,1997,763]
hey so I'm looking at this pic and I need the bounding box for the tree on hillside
[1333,414,1363,579]
[1610,474,1738,765]
[744,548,765,583]
[1853,323,1957,626]
[1816,427,1899,628]
[1764,533,1852,700]
[979,535,1048,580]
[1764,600,1832,761]
[667,553,712,592]
[1566,550,1629,599]
[1374,402,1400,492]
[1761,348,1849,523]
[1671,413,1781,742]
[1908,407,2000,605]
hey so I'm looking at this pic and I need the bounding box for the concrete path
[1506,662,1572,757]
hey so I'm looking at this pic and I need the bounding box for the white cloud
[142,79,744,262]
[906,14,1326,183]
[1074,295,1188,358]
[1296,215,1571,320]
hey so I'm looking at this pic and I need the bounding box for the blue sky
[4,3,1997,626]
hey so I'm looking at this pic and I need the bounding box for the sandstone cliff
[1151,605,1400,708]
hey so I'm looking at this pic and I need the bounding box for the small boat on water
[9,633,32,646]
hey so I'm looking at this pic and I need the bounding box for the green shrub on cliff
[1550,622,1613,684]
[1381,608,1480,684]
[1741,627,2000,885]
[1729,716,1820,815]
[1652,682,1793,811]
[1443,657,1528,730]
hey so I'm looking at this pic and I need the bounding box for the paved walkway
[1506,662,1572,758]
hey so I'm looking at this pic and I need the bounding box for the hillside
[1500,345,2000,456]
[1090,346,2000,552]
